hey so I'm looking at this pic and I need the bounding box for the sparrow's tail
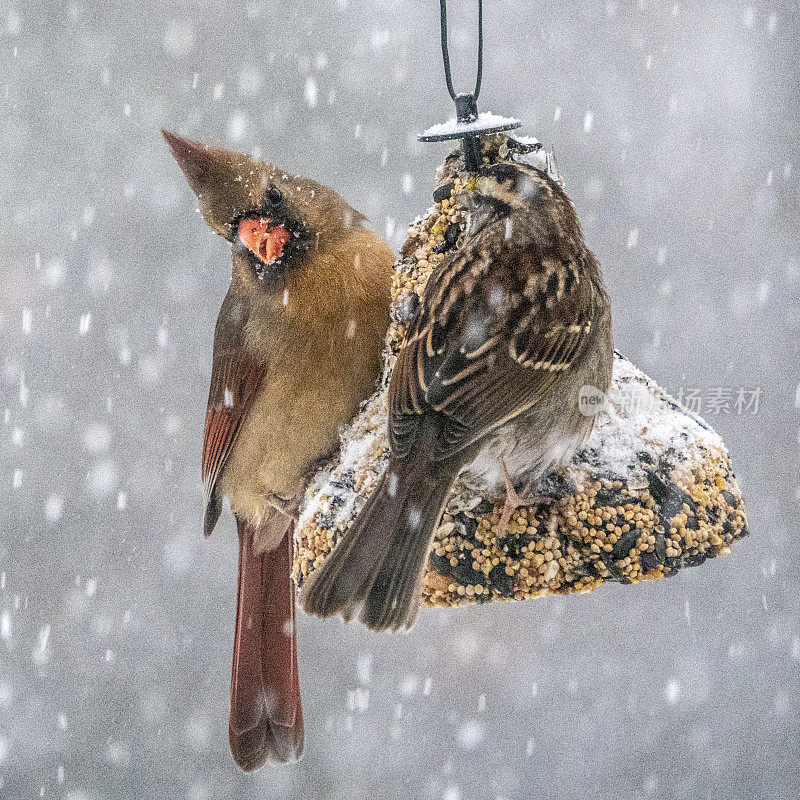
[301,458,456,632]
[229,515,304,770]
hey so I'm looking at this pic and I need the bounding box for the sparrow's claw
[496,461,557,537]
[497,460,521,537]
[494,461,530,537]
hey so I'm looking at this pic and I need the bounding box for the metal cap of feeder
[419,94,521,172]
[419,94,522,142]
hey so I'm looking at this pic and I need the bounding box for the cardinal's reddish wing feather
[229,517,304,769]
[201,313,264,536]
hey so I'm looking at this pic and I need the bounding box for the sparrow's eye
[486,164,518,185]
[265,186,283,206]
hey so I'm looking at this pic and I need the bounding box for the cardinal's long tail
[229,515,303,770]
[301,458,456,632]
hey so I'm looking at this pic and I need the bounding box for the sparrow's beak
[237,218,290,264]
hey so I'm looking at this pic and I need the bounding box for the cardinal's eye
[265,186,283,206]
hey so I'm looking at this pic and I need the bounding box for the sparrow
[163,130,393,769]
[302,157,613,632]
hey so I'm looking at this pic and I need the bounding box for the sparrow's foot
[496,461,550,538]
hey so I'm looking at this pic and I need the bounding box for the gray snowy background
[1,0,798,798]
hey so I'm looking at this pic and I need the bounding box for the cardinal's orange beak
[238,218,290,264]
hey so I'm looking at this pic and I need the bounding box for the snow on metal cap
[419,97,521,142]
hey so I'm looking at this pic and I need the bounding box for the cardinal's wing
[202,293,265,536]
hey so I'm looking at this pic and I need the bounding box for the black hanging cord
[439,0,483,102]
[422,0,519,170]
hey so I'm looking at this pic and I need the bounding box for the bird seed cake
[294,134,749,610]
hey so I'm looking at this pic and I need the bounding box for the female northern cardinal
[302,158,613,632]
[163,130,392,769]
